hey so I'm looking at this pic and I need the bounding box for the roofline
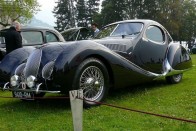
[104,19,160,27]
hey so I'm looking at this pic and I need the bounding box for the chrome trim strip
[3,82,9,90]
[1,88,61,94]
[36,83,42,93]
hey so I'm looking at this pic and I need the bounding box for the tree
[76,0,100,27]
[97,0,127,26]
[0,0,39,27]
[53,0,75,32]
[180,0,196,46]
[86,0,100,24]
[76,0,87,27]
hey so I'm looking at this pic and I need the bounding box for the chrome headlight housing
[26,75,36,88]
[10,75,19,87]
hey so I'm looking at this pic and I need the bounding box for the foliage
[96,0,127,27]
[86,0,100,24]
[53,0,74,32]
[0,0,39,27]
[0,55,196,130]
[180,0,196,46]
[54,0,100,31]
[76,0,88,27]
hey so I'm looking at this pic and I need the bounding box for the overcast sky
[34,0,57,26]
[35,0,103,26]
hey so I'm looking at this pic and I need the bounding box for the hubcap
[173,74,182,82]
[79,66,104,101]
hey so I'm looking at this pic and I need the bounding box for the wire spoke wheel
[166,73,183,84]
[173,74,182,82]
[80,66,104,101]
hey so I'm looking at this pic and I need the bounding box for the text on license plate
[13,91,34,99]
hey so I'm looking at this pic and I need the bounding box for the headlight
[26,75,36,88]
[10,75,19,87]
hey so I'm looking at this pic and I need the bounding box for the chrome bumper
[1,82,61,94]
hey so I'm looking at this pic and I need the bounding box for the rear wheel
[166,74,183,84]
[74,58,109,106]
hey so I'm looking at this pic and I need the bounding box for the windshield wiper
[122,32,140,38]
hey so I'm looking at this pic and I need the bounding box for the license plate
[12,91,34,100]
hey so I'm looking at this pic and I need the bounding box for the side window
[21,31,43,45]
[46,31,58,42]
[0,31,6,44]
[146,26,164,43]
[0,37,5,44]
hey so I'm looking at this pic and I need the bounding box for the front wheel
[74,58,110,106]
[166,74,183,84]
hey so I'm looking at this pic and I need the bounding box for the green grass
[0,55,196,131]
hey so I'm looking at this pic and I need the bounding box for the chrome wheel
[79,66,104,101]
[173,74,182,82]
[166,73,183,84]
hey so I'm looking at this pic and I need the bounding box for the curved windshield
[95,22,143,39]
[95,24,117,39]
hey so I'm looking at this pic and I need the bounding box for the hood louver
[103,44,126,52]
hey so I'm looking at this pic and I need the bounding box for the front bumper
[1,82,61,94]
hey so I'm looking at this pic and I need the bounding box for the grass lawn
[0,55,196,131]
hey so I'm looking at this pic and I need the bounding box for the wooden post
[69,89,83,131]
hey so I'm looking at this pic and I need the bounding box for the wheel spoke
[79,66,104,101]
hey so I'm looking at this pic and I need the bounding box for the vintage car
[192,44,196,54]
[0,26,65,60]
[1,20,192,106]
[61,27,91,41]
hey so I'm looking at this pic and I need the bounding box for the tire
[74,58,110,106]
[166,74,183,84]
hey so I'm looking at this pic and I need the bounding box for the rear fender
[166,43,192,70]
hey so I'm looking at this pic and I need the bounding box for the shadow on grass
[108,79,170,99]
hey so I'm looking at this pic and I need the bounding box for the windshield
[95,22,143,39]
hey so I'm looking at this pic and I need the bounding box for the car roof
[21,26,57,31]
[60,27,88,34]
[105,19,160,27]
[1,26,57,32]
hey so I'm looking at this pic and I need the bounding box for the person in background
[91,23,100,37]
[5,21,22,54]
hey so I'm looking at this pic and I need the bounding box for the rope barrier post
[69,89,83,131]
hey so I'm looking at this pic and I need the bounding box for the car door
[134,25,168,74]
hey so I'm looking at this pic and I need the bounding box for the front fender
[0,47,35,83]
[53,41,109,91]
[167,43,192,70]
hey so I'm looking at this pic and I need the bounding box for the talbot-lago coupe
[1,20,192,106]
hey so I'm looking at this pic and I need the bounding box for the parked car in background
[0,26,65,60]
[1,20,192,106]
[61,27,91,41]
[192,44,196,54]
